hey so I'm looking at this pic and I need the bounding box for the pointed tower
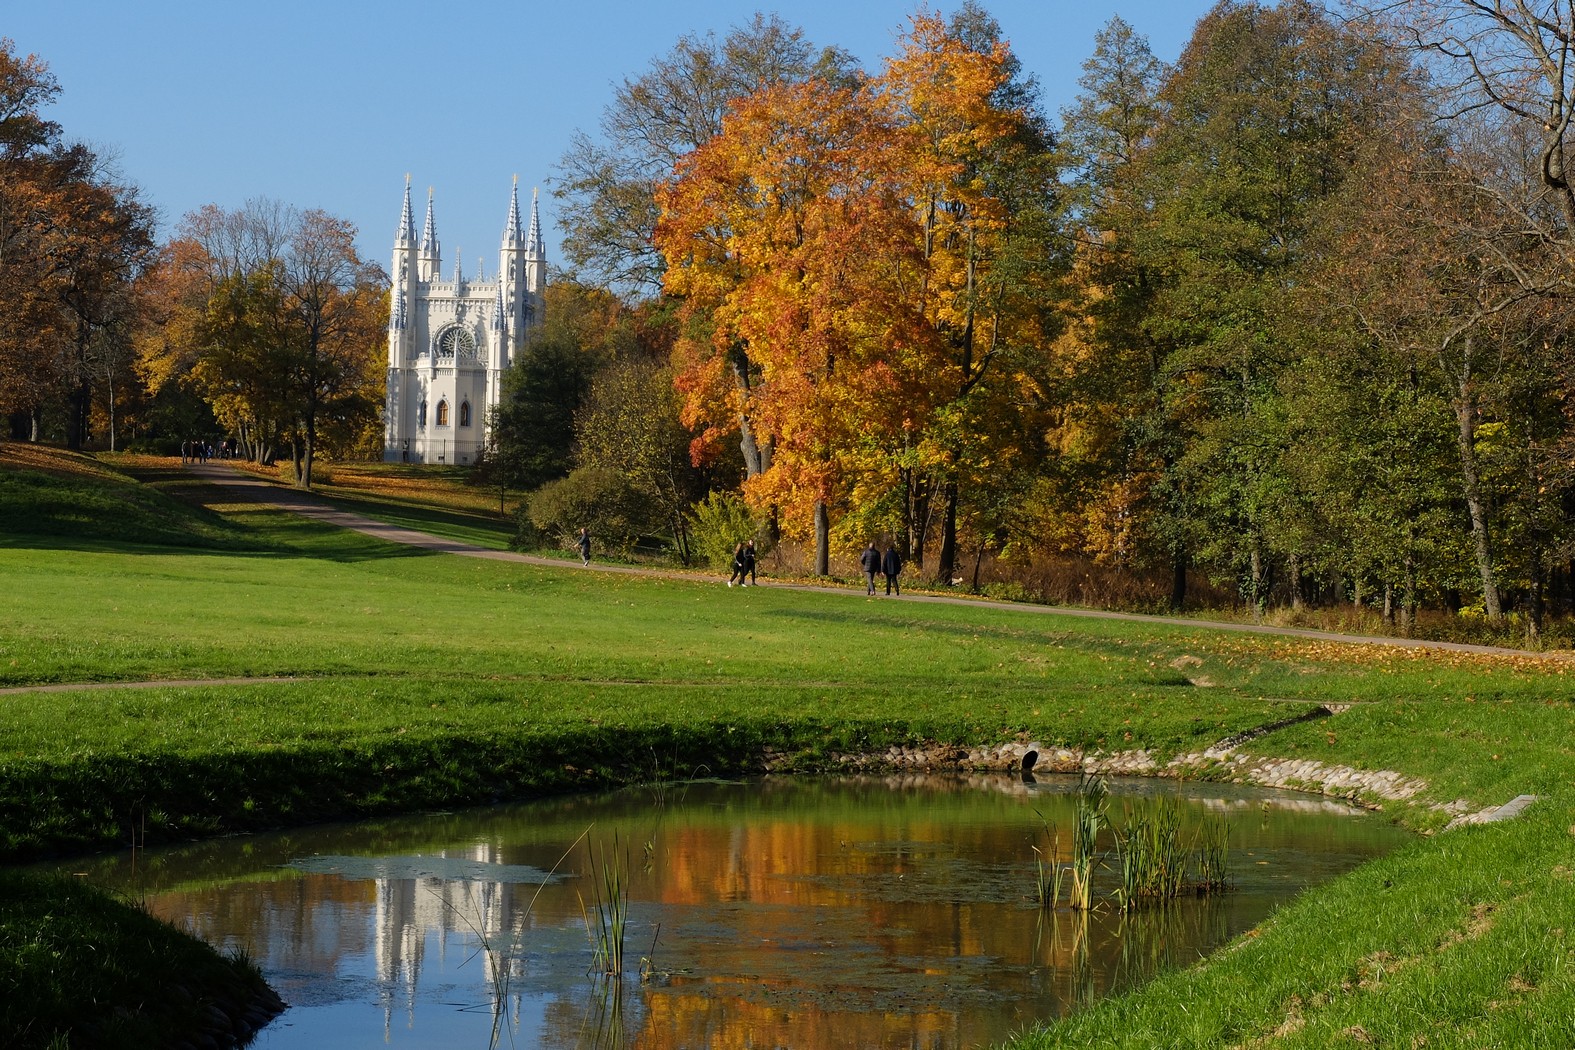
[417,187,441,283]
[497,176,543,367]
[524,187,547,299]
[389,175,416,350]
[385,176,421,462]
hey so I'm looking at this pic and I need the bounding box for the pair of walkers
[728,540,758,586]
[861,543,904,596]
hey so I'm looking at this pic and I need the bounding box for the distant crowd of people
[180,439,237,463]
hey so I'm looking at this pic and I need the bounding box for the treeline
[0,41,155,451]
[498,1,1575,642]
[0,39,386,487]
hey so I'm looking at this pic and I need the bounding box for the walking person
[882,544,903,596]
[860,542,882,596]
[577,527,591,566]
[728,542,745,587]
[742,539,757,586]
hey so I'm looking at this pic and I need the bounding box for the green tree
[1055,16,1182,602]
[1128,0,1411,614]
[484,280,647,502]
[573,357,707,563]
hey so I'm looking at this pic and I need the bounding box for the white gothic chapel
[383,177,546,464]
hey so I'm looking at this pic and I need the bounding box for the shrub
[687,491,767,572]
[526,466,651,555]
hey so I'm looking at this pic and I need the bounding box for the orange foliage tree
[656,7,1060,580]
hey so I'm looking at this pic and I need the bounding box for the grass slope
[2,447,1574,1048]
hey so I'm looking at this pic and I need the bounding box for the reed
[1031,811,1066,908]
[1068,775,1106,911]
[1113,800,1231,912]
[1195,814,1230,893]
[581,834,630,979]
[1115,805,1184,913]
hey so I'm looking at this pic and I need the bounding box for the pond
[51,774,1410,1049]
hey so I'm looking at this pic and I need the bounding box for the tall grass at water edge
[582,834,630,979]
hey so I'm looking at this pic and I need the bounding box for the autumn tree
[658,73,908,573]
[0,41,156,447]
[872,4,1062,585]
[559,15,856,485]
[146,200,385,483]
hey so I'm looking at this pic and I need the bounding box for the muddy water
[55,775,1409,1049]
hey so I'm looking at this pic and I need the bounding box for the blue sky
[8,1,1218,272]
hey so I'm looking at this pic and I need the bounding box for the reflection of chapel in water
[371,845,528,1026]
[383,176,547,465]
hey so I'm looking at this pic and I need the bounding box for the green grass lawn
[2,447,1574,1048]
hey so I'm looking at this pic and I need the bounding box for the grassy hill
[1,445,1572,1048]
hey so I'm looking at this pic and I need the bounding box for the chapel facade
[383,177,546,464]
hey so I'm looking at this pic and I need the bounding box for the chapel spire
[503,175,526,248]
[526,187,545,256]
[395,174,415,247]
[420,187,439,257]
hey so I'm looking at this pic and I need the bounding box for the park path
[180,461,1561,661]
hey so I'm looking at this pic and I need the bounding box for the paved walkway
[184,462,1563,662]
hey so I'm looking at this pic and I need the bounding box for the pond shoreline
[5,727,1422,1048]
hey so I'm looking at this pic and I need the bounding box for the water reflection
[50,775,1410,1049]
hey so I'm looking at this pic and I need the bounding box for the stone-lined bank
[786,732,1519,831]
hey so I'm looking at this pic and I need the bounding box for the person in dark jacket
[859,542,881,595]
[742,539,758,586]
[882,545,903,596]
[577,527,591,566]
[728,542,745,586]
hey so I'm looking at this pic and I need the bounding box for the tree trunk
[936,480,959,586]
[813,500,829,577]
[1400,555,1417,638]
[67,378,91,451]
[1169,547,1187,613]
[730,347,772,478]
[1453,361,1501,617]
[1382,583,1395,628]
[1528,547,1545,645]
[1248,543,1266,624]
[106,370,117,452]
[907,468,930,570]
[1289,553,1304,612]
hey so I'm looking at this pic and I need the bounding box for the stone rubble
[797,732,1509,828]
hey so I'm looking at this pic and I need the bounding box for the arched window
[418,400,428,427]
[459,400,472,427]
[436,399,450,427]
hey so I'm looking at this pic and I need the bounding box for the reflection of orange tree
[603,814,1039,1049]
